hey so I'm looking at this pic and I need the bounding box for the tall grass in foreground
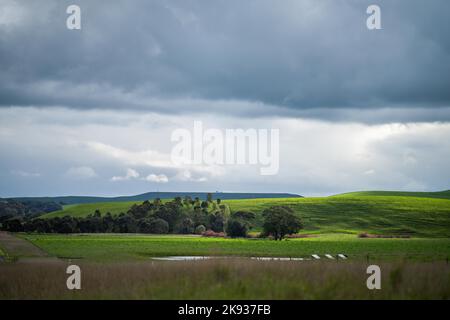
[1,260,449,299]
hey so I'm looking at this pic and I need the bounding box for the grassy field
[228,196,450,237]
[335,190,450,200]
[3,191,448,300]
[1,259,449,299]
[1,232,449,299]
[17,233,450,262]
[39,192,450,238]
[42,201,142,219]
[28,192,450,263]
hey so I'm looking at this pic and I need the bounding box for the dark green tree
[177,217,195,234]
[209,211,226,232]
[192,207,209,229]
[232,211,256,221]
[154,201,182,232]
[149,218,169,234]
[3,217,23,232]
[200,201,209,209]
[262,206,303,240]
[226,219,248,238]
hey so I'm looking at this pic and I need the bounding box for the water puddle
[151,255,347,261]
[152,256,212,261]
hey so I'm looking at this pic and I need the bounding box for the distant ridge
[11,192,303,205]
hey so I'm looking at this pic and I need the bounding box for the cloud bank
[0,107,448,197]
[0,1,449,196]
[0,0,449,122]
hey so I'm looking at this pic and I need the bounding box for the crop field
[41,193,450,237]
[17,233,450,262]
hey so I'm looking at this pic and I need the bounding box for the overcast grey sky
[0,0,449,197]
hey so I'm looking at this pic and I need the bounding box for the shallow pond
[151,255,347,261]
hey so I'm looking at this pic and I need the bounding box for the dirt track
[0,231,48,259]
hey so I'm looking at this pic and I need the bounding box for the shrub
[201,230,225,237]
[195,225,206,234]
[358,232,369,238]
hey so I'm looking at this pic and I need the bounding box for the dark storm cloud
[1,0,450,121]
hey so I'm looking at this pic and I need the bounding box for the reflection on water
[152,256,212,261]
[152,256,312,261]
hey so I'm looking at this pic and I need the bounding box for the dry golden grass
[1,259,449,300]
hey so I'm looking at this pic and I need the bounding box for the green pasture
[335,190,450,199]
[19,233,450,262]
[39,194,450,237]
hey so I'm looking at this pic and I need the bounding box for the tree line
[0,194,303,240]
[0,198,62,218]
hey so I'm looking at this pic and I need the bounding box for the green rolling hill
[41,201,142,219]
[335,190,450,200]
[40,191,450,238]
